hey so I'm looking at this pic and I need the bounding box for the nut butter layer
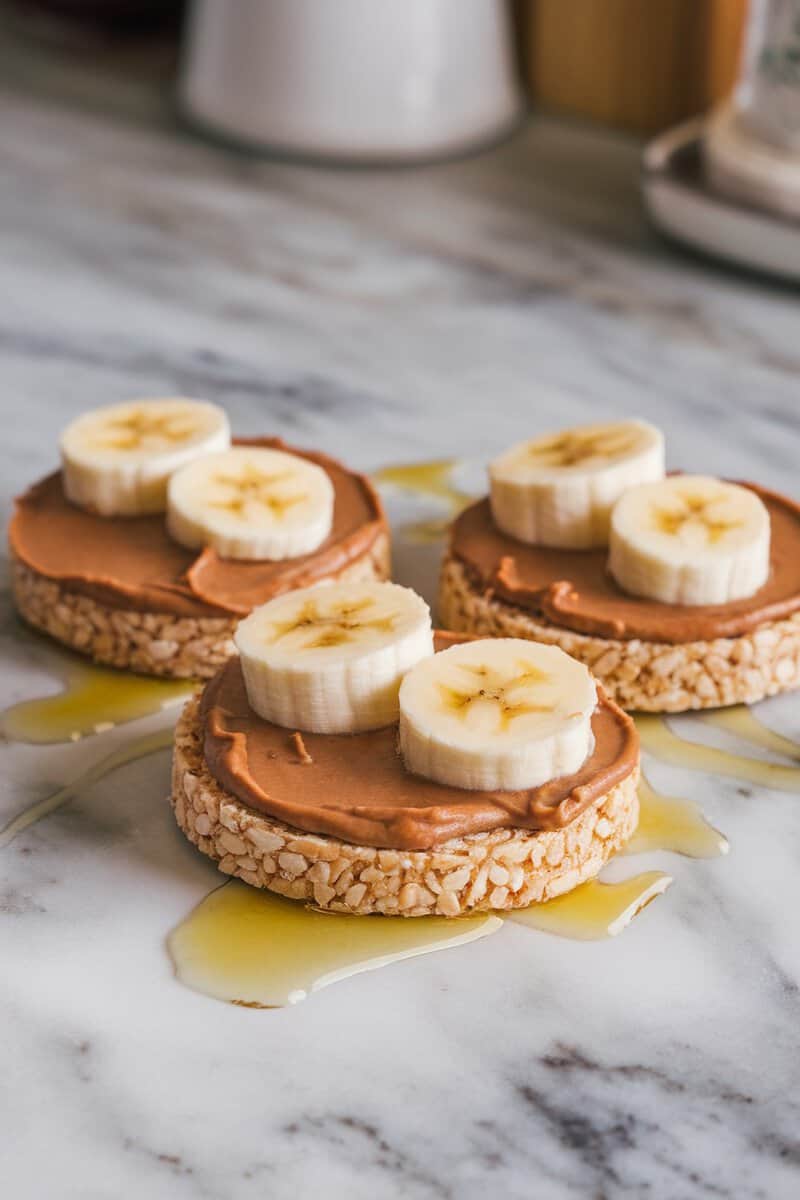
[173,696,639,916]
[201,637,638,852]
[450,483,800,644]
[10,438,385,619]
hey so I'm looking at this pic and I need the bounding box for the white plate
[642,118,800,282]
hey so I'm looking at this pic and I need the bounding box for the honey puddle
[1,651,192,745]
[373,460,472,544]
[507,871,673,940]
[699,706,800,762]
[169,865,676,1007]
[636,714,800,792]
[0,727,173,849]
[167,724,730,1006]
[168,881,502,1007]
[628,773,728,858]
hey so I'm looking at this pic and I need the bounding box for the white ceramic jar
[179,0,523,162]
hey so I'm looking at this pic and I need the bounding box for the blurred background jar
[178,0,524,162]
[516,0,749,134]
[734,0,800,151]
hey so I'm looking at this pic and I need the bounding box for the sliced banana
[60,398,230,516]
[399,639,596,792]
[167,446,334,561]
[609,475,770,606]
[489,419,664,549]
[235,581,434,733]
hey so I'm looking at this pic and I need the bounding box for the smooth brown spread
[451,483,800,644]
[9,438,385,619]
[201,633,639,851]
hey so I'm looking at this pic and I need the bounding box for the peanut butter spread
[201,633,639,851]
[451,483,800,643]
[10,438,385,619]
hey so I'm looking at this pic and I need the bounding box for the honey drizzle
[507,871,673,940]
[166,668,744,1004]
[169,866,676,1008]
[0,727,174,849]
[373,460,472,543]
[635,715,800,792]
[698,706,800,762]
[396,517,453,545]
[168,881,502,1007]
[1,651,192,745]
[628,774,728,858]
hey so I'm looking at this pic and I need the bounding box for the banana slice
[167,446,334,561]
[235,581,434,733]
[488,419,664,548]
[609,475,770,606]
[399,639,596,791]
[60,398,230,516]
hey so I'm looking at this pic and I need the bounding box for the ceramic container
[179,0,523,162]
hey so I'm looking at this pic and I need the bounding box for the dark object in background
[5,0,184,38]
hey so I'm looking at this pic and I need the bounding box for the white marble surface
[2,30,800,1200]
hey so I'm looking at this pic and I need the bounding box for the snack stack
[10,399,389,677]
[171,581,640,916]
[439,420,800,712]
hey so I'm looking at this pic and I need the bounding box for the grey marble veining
[1,27,800,1200]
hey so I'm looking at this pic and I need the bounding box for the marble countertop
[2,29,800,1200]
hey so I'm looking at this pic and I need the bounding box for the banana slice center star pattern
[268,597,399,651]
[399,640,596,791]
[438,662,556,733]
[90,409,202,452]
[652,493,741,545]
[236,582,433,733]
[209,465,306,520]
[530,425,638,468]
